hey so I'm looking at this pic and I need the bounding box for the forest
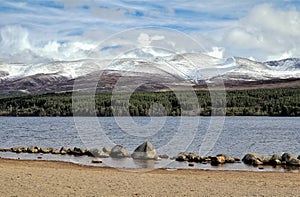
[0,87,299,116]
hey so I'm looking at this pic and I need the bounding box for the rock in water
[132,141,157,160]
[281,152,295,162]
[242,153,264,165]
[109,145,129,158]
[211,155,226,165]
[92,158,102,163]
[90,149,110,158]
[102,146,111,154]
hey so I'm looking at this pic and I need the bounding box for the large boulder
[242,153,264,165]
[109,145,129,158]
[287,158,300,166]
[269,154,282,165]
[281,153,296,162]
[132,141,157,160]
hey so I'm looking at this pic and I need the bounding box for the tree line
[0,87,299,116]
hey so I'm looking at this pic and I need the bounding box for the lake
[0,116,299,171]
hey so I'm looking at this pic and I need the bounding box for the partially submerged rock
[211,155,226,165]
[90,149,110,158]
[91,158,102,163]
[242,153,264,165]
[110,145,129,158]
[132,141,157,160]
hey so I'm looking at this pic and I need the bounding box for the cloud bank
[0,1,300,63]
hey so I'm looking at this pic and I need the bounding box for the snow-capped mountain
[265,58,300,71]
[0,52,300,94]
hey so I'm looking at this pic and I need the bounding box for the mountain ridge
[0,53,300,95]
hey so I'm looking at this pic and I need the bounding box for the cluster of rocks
[0,141,161,163]
[173,152,240,165]
[242,152,300,167]
[2,145,300,168]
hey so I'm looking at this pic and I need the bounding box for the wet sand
[0,158,299,196]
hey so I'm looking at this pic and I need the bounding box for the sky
[1,0,300,63]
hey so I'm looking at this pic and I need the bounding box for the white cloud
[222,4,300,60]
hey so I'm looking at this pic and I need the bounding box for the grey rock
[286,158,300,166]
[242,153,264,165]
[90,149,110,158]
[270,154,282,165]
[158,154,169,159]
[282,152,296,162]
[110,145,129,158]
[102,146,111,153]
[132,141,157,160]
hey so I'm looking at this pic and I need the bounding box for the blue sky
[1,0,300,62]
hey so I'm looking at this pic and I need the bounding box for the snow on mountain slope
[265,58,300,71]
[218,57,300,81]
[1,52,300,86]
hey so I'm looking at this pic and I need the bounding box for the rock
[242,153,264,165]
[262,156,271,165]
[155,156,162,161]
[60,147,68,154]
[37,156,43,159]
[11,146,27,153]
[110,145,129,158]
[51,148,60,154]
[175,153,187,162]
[92,158,102,163]
[281,152,296,162]
[286,158,300,166]
[186,153,197,162]
[158,154,169,159]
[211,155,226,165]
[298,155,300,160]
[0,148,10,152]
[188,163,194,167]
[132,141,157,160]
[89,149,110,158]
[234,157,241,162]
[40,148,51,154]
[27,146,40,153]
[71,147,86,156]
[102,146,111,153]
[217,154,235,163]
[270,154,282,165]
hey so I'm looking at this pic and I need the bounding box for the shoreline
[1,158,300,196]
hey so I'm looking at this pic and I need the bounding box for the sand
[0,158,299,196]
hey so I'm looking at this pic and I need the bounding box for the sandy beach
[0,158,299,196]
